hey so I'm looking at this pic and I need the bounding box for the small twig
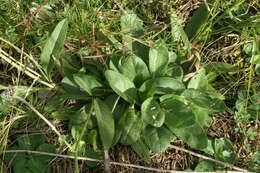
[169,145,248,172]
[1,150,253,173]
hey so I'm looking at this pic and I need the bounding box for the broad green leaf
[71,125,86,140]
[121,13,144,50]
[44,96,65,113]
[18,134,45,150]
[36,143,56,162]
[119,55,150,87]
[144,125,176,153]
[105,70,138,104]
[104,94,120,112]
[138,79,156,102]
[131,138,151,164]
[155,77,186,94]
[111,104,129,146]
[206,72,218,83]
[194,159,215,171]
[183,89,226,112]
[68,105,97,128]
[55,52,80,77]
[121,13,144,38]
[166,64,183,81]
[52,106,82,121]
[160,94,186,103]
[205,62,238,73]
[69,141,86,156]
[94,98,115,149]
[73,73,104,96]
[87,129,100,151]
[184,4,209,40]
[4,146,26,166]
[120,12,149,63]
[170,11,191,55]
[168,51,177,63]
[190,104,212,129]
[61,76,89,100]
[188,68,208,90]
[149,44,169,77]
[40,19,68,78]
[183,89,212,108]
[214,138,237,165]
[119,107,143,145]
[162,98,208,149]
[202,138,215,155]
[85,145,103,167]
[141,97,165,127]
[29,158,47,173]
[13,157,30,173]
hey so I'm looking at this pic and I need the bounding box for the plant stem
[104,149,111,173]
[74,99,94,173]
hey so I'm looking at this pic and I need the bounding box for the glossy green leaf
[183,89,226,113]
[144,125,175,153]
[188,68,208,90]
[131,138,151,164]
[184,4,209,40]
[183,89,212,108]
[149,44,169,77]
[159,94,186,103]
[40,19,68,78]
[105,70,138,104]
[162,98,208,149]
[138,79,156,102]
[94,98,115,149]
[73,73,103,96]
[61,76,89,99]
[119,107,143,145]
[155,77,186,94]
[191,104,212,129]
[119,55,150,87]
[104,94,120,112]
[166,64,183,81]
[141,97,165,127]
